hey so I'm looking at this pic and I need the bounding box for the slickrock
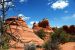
[33,18,53,33]
[32,18,53,40]
[5,17,44,50]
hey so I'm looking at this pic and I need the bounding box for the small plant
[0,33,10,50]
[43,36,60,50]
[24,42,36,50]
[63,25,75,35]
[34,29,46,40]
[43,28,72,50]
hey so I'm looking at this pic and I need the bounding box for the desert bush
[63,25,69,33]
[69,36,75,42]
[63,25,75,35]
[0,22,10,50]
[69,25,75,35]
[24,42,36,50]
[43,33,60,50]
[34,29,46,40]
[43,28,71,50]
[0,33,10,50]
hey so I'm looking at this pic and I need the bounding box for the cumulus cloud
[18,14,30,20]
[51,0,69,9]
[30,21,38,25]
[28,21,38,28]
[48,2,53,5]
[18,14,24,17]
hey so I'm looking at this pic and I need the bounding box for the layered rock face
[32,18,53,40]
[5,17,44,50]
[33,18,53,32]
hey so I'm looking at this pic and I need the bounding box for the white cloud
[8,2,13,6]
[19,0,27,3]
[30,21,34,25]
[29,21,38,28]
[23,17,30,20]
[62,14,75,20]
[18,14,24,17]
[48,0,54,5]
[18,14,30,20]
[30,21,38,25]
[48,2,51,5]
[51,0,69,9]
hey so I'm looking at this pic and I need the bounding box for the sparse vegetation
[34,29,46,40]
[0,32,10,50]
[43,26,75,50]
[24,42,36,50]
[63,25,75,35]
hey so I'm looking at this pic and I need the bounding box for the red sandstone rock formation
[5,17,44,50]
[32,18,53,40]
[33,18,53,33]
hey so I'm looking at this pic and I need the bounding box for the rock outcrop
[5,17,44,50]
[33,18,53,33]
[32,18,53,40]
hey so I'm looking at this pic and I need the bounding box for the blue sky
[0,0,75,28]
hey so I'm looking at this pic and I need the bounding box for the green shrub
[24,42,36,50]
[0,32,10,50]
[34,29,46,40]
[43,28,72,50]
[63,25,75,35]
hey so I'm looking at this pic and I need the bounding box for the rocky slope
[5,17,44,50]
[32,18,53,40]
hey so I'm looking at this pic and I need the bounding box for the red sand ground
[60,42,75,50]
